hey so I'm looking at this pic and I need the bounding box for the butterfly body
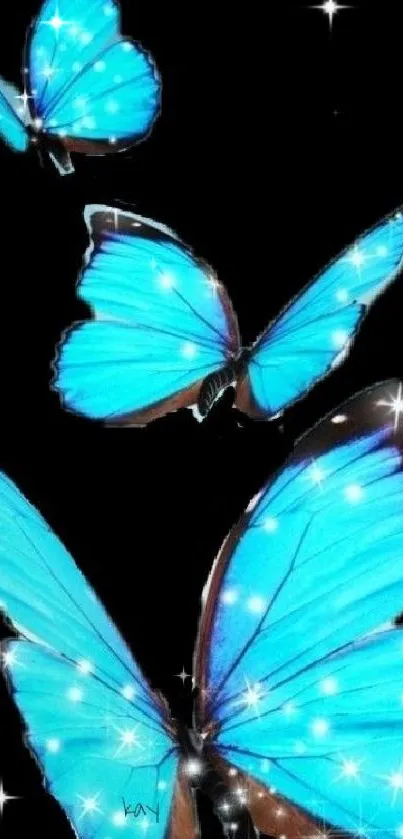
[196,350,251,419]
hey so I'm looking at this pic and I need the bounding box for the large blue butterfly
[53,205,403,426]
[0,1,160,174]
[2,379,403,837]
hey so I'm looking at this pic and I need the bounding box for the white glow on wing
[348,246,366,268]
[181,341,198,360]
[311,718,329,737]
[377,245,388,257]
[263,516,279,533]
[3,649,18,667]
[184,758,203,778]
[320,676,338,695]
[67,686,84,702]
[332,329,349,349]
[158,271,176,290]
[121,684,136,701]
[112,810,126,826]
[341,759,360,778]
[46,738,62,753]
[246,595,267,615]
[221,589,239,606]
[94,60,107,72]
[309,463,326,485]
[335,288,349,303]
[344,483,364,503]
[77,659,93,675]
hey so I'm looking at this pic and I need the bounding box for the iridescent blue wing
[0,77,30,152]
[196,380,403,838]
[28,0,160,167]
[236,211,403,418]
[0,472,197,838]
[53,205,240,425]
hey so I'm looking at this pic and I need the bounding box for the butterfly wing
[53,205,240,425]
[28,0,160,160]
[236,211,403,417]
[195,380,403,837]
[0,77,30,152]
[0,471,197,838]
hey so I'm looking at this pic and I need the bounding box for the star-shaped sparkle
[311,1,351,29]
[0,782,19,817]
[376,383,403,432]
[175,666,191,685]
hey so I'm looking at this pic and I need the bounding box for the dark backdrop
[1,2,403,837]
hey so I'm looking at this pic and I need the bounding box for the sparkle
[184,758,203,778]
[67,686,84,702]
[78,793,102,819]
[158,271,176,290]
[181,341,198,360]
[331,413,347,424]
[348,245,366,268]
[341,759,360,779]
[175,667,191,685]
[121,684,136,701]
[377,245,388,257]
[221,588,239,605]
[311,718,329,737]
[2,649,18,667]
[77,659,93,675]
[246,595,266,615]
[115,726,142,755]
[43,8,70,32]
[81,32,93,45]
[33,117,44,131]
[46,738,61,753]
[283,700,297,716]
[335,288,349,303]
[320,676,338,695]
[332,329,349,349]
[157,781,167,791]
[240,679,266,712]
[344,483,364,503]
[16,89,33,113]
[376,383,403,432]
[309,463,326,486]
[0,782,19,817]
[263,516,279,533]
[311,2,351,29]
[41,65,57,80]
[94,60,106,72]
[228,767,238,777]
[112,810,126,826]
[105,99,120,114]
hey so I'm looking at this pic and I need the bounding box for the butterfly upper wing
[236,211,403,418]
[28,0,160,154]
[0,77,30,152]
[0,471,195,838]
[53,205,240,425]
[195,380,403,838]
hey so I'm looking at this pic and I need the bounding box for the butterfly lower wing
[236,211,403,417]
[195,380,403,836]
[0,77,29,152]
[28,0,160,156]
[53,205,240,424]
[0,471,181,837]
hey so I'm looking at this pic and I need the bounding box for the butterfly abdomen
[197,365,238,418]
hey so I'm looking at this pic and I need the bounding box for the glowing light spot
[309,464,326,485]
[121,684,136,701]
[377,245,388,257]
[67,686,84,703]
[184,758,203,778]
[247,596,266,615]
[294,741,306,754]
[122,42,133,52]
[396,826,403,839]
[103,2,115,14]
[112,810,126,826]
[336,288,349,303]
[181,341,198,360]
[320,677,338,695]
[341,759,359,778]
[344,483,364,503]
[331,413,347,424]
[331,329,348,349]
[157,781,167,791]
[114,74,123,84]
[106,99,120,114]
[81,116,96,130]
[348,246,366,268]
[33,117,43,130]
[159,271,176,290]
[77,659,93,675]
[228,767,238,777]
[46,738,61,753]
[74,95,88,110]
[221,589,239,606]
[94,60,106,72]
[283,701,297,716]
[72,61,82,73]
[241,680,265,711]
[81,32,93,45]
[311,718,329,737]
[109,136,117,145]
[3,650,17,667]
[263,516,279,533]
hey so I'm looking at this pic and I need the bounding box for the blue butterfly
[2,379,403,838]
[53,205,403,426]
[0,1,160,175]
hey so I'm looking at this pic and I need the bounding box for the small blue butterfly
[53,205,403,426]
[0,1,160,174]
[1,380,403,837]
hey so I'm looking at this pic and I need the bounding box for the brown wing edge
[208,751,346,839]
[104,378,206,427]
[168,764,200,839]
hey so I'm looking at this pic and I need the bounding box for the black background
[1,2,403,837]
